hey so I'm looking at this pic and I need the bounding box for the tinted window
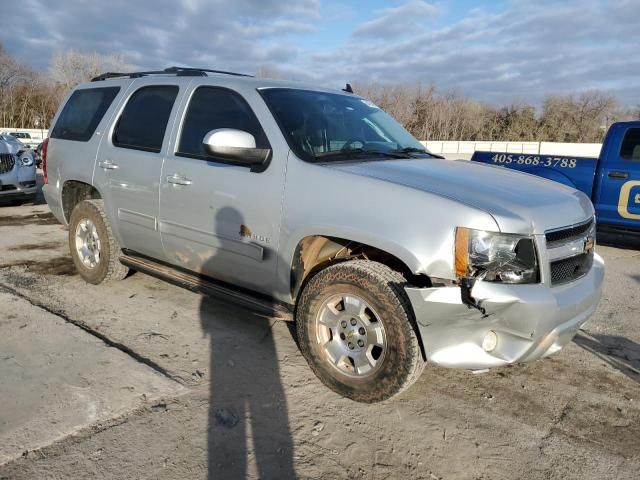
[51,87,120,141]
[113,85,178,153]
[620,128,640,161]
[177,87,269,158]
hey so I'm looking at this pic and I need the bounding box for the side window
[620,128,640,161]
[177,87,269,159]
[113,85,179,153]
[51,87,120,141]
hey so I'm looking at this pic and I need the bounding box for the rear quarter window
[51,87,120,142]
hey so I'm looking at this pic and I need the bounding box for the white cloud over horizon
[2,0,639,106]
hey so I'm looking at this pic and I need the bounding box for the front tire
[296,260,425,403]
[68,199,129,284]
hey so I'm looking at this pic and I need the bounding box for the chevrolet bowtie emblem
[584,237,595,253]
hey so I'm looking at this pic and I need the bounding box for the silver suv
[43,67,604,402]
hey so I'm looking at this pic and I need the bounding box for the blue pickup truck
[471,121,640,232]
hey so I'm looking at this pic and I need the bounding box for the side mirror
[202,129,271,170]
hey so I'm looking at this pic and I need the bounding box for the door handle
[98,160,119,170]
[166,174,192,186]
[608,171,629,179]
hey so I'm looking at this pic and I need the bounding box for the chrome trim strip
[547,237,587,261]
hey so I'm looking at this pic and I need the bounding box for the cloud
[2,0,639,106]
[353,1,439,39]
[2,0,320,72]
[320,0,640,105]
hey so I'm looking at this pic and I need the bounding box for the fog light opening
[482,330,498,352]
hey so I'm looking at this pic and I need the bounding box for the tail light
[41,138,49,184]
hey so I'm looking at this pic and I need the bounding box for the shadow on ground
[597,228,640,251]
[574,331,640,383]
[199,207,295,479]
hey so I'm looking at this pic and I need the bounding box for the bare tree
[50,49,132,92]
[0,45,134,129]
[540,91,618,143]
[0,43,632,141]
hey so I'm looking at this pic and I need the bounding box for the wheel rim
[315,293,387,379]
[74,219,101,269]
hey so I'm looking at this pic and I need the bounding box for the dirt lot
[1,179,639,479]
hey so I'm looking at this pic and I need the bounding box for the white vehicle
[4,131,38,149]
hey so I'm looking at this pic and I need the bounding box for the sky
[3,0,639,105]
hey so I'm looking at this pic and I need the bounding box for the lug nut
[357,339,364,347]
[340,333,346,340]
[348,342,354,350]
[341,320,347,328]
[358,327,366,335]
[350,318,357,326]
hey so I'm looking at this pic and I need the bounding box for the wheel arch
[61,180,103,223]
[289,234,431,302]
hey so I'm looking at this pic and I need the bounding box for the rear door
[593,125,640,228]
[94,80,182,259]
[159,85,286,294]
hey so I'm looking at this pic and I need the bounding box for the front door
[159,85,286,294]
[594,126,640,228]
[95,81,181,259]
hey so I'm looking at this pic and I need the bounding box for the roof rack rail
[91,66,254,82]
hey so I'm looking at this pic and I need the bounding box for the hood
[326,158,594,234]
[0,139,20,154]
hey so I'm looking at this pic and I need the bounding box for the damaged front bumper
[405,253,605,369]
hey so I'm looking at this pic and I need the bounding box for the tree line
[354,83,638,143]
[0,45,128,131]
[1,44,637,142]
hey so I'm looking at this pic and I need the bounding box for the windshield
[260,88,428,163]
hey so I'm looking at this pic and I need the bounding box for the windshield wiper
[391,147,444,158]
[391,147,429,155]
[314,148,411,160]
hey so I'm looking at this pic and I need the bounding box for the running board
[119,254,292,319]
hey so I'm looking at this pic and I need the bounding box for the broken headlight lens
[455,227,538,284]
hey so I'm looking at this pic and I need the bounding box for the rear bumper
[42,184,66,225]
[405,253,605,369]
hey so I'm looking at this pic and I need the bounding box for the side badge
[240,224,271,244]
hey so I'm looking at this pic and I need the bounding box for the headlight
[20,154,34,166]
[455,227,538,284]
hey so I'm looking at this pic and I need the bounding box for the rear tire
[296,260,425,403]
[68,199,129,284]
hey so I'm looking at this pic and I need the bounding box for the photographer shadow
[199,206,295,479]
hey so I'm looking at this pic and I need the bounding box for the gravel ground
[0,181,639,479]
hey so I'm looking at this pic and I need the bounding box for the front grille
[0,154,15,174]
[546,219,594,245]
[1,184,17,191]
[550,252,593,285]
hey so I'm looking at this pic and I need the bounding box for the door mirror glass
[202,128,271,169]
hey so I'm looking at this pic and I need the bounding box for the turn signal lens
[455,227,469,277]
